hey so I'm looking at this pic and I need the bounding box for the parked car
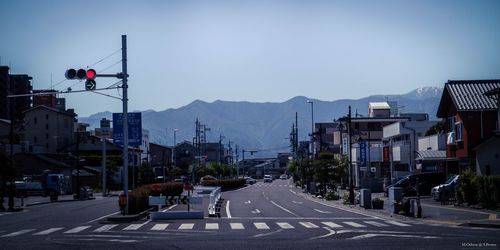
[244,177,256,185]
[431,175,459,201]
[200,175,217,185]
[263,174,273,183]
[279,174,287,180]
[385,172,445,197]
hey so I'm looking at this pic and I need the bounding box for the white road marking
[178,223,194,230]
[225,200,232,218]
[364,221,389,227]
[270,200,299,217]
[162,204,177,212]
[292,200,303,204]
[252,229,282,238]
[205,223,219,230]
[230,223,244,230]
[299,222,319,228]
[289,189,297,195]
[123,221,148,231]
[33,227,64,235]
[109,239,138,243]
[314,209,332,214]
[86,211,120,224]
[244,200,251,204]
[150,224,169,231]
[276,222,294,229]
[94,224,118,232]
[1,229,35,237]
[310,227,336,240]
[385,220,411,227]
[254,222,270,229]
[321,222,343,228]
[251,209,261,214]
[348,233,439,240]
[64,226,91,234]
[343,221,366,228]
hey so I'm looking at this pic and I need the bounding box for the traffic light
[65,68,97,80]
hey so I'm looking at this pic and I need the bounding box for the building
[149,143,172,180]
[313,122,339,156]
[368,102,391,118]
[436,80,500,174]
[174,141,197,174]
[416,133,447,174]
[23,106,76,153]
[382,113,437,179]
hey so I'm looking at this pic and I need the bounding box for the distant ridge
[80,86,443,157]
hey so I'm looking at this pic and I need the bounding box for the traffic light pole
[121,35,129,214]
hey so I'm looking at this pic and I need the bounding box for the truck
[15,172,66,197]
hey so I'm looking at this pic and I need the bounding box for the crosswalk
[0,220,412,238]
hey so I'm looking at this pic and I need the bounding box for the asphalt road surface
[1,179,499,250]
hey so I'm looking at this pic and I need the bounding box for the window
[455,122,463,141]
[448,116,456,132]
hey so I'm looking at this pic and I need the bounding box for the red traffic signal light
[65,68,97,80]
[86,69,96,80]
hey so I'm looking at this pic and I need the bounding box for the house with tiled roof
[436,79,500,174]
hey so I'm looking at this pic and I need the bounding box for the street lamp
[307,100,314,158]
[170,128,179,180]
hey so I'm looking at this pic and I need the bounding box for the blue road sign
[113,112,142,146]
[359,141,367,167]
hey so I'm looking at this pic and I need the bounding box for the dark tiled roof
[446,80,500,111]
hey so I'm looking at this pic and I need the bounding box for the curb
[458,222,500,229]
[25,197,96,207]
[107,207,155,223]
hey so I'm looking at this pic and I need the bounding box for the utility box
[388,187,403,214]
[360,189,372,209]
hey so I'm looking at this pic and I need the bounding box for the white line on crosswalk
[64,226,91,234]
[178,223,194,230]
[94,224,118,232]
[254,222,270,229]
[123,222,148,231]
[1,229,35,237]
[150,224,169,231]
[33,227,64,235]
[299,222,319,228]
[277,222,294,229]
[385,220,411,227]
[205,223,219,230]
[230,223,244,230]
[321,222,343,228]
[364,221,389,227]
[343,221,366,228]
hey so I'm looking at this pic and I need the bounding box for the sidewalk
[295,187,500,229]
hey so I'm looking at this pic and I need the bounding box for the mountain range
[79,86,443,157]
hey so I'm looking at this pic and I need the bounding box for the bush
[128,182,184,214]
[372,198,384,209]
[456,169,478,205]
[474,175,500,209]
[325,191,340,201]
[201,179,246,191]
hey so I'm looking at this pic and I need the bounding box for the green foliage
[425,121,445,136]
[324,191,340,201]
[473,175,500,209]
[200,179,246,191]
[128,182,184,214]
[456,169,478,205]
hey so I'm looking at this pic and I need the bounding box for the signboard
[342,134,348,155]
[370,167,377,173]
[113,112,142,146]
[359,141,367,167]
[383,146,390,162]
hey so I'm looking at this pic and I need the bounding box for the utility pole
[102,136,106,196]
[348,106,354,205]
[121,35,130,214]
[235,144,239,177]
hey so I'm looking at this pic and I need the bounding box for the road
[0,179,499,250]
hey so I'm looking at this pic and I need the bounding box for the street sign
[113,112,142,146]
[342,134,348,155]
[85,79,96,91]
[359,141,367,167]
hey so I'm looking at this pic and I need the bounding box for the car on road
[244,177,256,185]
[431,175,459,201]
[263,175,273,183]
[279,174,287,180]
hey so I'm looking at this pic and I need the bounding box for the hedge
[201,179,246,191]
[128,182,184,214]
[456,169,500,209]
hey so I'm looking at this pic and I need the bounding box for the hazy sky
[1,0,499,116]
